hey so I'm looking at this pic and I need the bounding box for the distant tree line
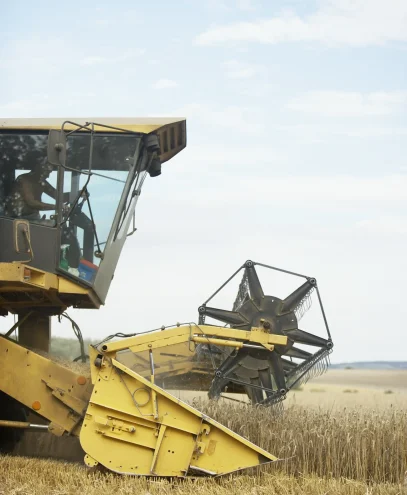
[50,337,96,360]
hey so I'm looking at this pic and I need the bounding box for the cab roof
[0,118,187,163]
[0,117,184,133]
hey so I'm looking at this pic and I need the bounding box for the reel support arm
[97,324,287,357]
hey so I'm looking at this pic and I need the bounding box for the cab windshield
[60,133,142,280]
[0,131,145,288]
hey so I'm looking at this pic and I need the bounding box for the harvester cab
[0,118,185,350]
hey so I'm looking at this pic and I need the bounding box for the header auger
[0,118,333,477]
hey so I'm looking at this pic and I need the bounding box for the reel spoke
[280,279,315,314]
[285,328,328,347]
[200,306,248,326]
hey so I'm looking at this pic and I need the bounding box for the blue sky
[1,0,406,362]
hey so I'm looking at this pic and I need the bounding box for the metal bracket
[13,220,33,263]
[42,379,87,416]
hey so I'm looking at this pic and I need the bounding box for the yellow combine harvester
[0,118,332,477]
[0,118,281,476]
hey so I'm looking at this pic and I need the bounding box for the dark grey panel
[0,217,58,274]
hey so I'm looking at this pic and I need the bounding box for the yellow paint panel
[0,117,185,134]
[58,277,89,295]
[0,263,100,311]
[80,357,276,476]
[0,263,58,290]
[0,337,93,435]
[154,429,196,476]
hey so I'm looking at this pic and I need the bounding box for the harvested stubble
[195,400,407,484]
[0,456,404,495]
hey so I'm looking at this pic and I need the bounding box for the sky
[0,0,406,363]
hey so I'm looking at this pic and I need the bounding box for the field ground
[0,456,405,495]
[171,369,407,410]
[286,369,407,410]
[3,368,407,494]
[310,369,407,391]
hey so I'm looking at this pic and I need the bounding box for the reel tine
[286,347,333,388]
[294,288,314,321]
[280,280,315,314]
[245,263,264,303]
[233,271,249,311]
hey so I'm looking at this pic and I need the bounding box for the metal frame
[196,260,333,405]
[53,121,149,302]
[99,323,287,354]
[201,260,330,338]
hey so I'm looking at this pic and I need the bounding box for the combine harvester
[0,119,333,477]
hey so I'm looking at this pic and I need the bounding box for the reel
[198,260,333,406]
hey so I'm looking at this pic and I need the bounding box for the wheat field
[196,401,407,484]
[2,369,407,494]
[0,456,404,495]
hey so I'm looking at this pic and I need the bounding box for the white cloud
[0,38,145,72]
[175,143,283,169]
[250,175,407,203]
[118,49,146,60]
[339,127,407,137]
[80,51,145,67]
[0,98,53,115]
[277,123,407,139]
[80,56,107,66]
[153,79,179,90]
[195,0,407,46]
[356,215,407,235]
[223,60,261,79]
[200,0,256,11]
[170,175,407,207]
[288,91,407,116]
[95,19,109,26]
[175,102,264,133]
[236,0,255,11]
